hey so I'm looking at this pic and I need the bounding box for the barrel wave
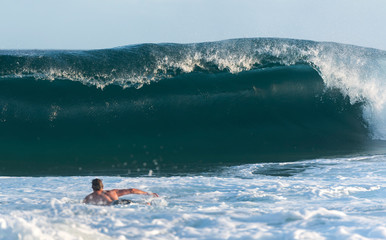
[1,38,385,176]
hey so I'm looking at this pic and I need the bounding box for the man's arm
[115,188,159,197]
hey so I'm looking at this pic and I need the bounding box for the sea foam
[0,155,385,239]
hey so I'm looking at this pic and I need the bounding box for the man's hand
[149,193,159,197]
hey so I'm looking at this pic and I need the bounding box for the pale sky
[1,0,386,50]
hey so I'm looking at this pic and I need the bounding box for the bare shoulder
[83,193,93,203]
[84,193,93,199]
[105,189,119,197]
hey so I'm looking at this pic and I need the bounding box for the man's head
[92,178,103,191]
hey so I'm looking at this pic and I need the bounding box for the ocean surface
[0,38,385,239]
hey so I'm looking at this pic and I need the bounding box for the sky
[1,0,386,50]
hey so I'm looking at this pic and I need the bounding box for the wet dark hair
[92,178,103,191]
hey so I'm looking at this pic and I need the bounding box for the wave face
[0,38,385,175]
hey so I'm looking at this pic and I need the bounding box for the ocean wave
[0,64,375,175]
[1,38,386,175]
[1,38,385,140]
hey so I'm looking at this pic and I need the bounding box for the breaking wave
[0,38,385,175]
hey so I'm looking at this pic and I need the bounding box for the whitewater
[0,156,385,239]
[0,38,386,239]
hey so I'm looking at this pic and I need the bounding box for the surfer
[83,178,159,206]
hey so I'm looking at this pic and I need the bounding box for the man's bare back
[83,179,159,206]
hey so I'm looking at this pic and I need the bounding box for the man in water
[83,178,159,205]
